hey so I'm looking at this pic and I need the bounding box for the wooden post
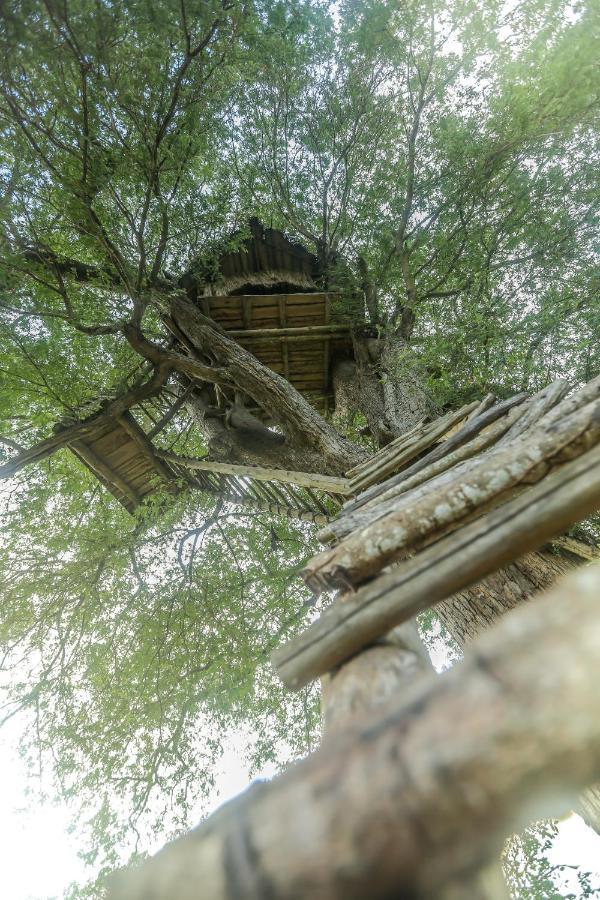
[109,566,600,900]
[321,620,433,738]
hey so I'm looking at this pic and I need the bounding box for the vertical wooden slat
[278,296,290,380]
[242,296,253,330]
[323,293,331,392]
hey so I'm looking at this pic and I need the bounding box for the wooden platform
[199,292,353,412]
[69,411,176,512]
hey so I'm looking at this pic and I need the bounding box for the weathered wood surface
[157,452,350,494]
[328,378,600,546]
[498,378,571,442]
[304,393,600,593]
[71,439,142,511]
[274,441,600,689]
[347,400,480,494]
[345,392,530,512]
[320,399,535,544]
[344,418,427,478]
[109,566,600,900]
[320,620,432,738]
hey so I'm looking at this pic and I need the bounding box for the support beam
[225,324,351,339]
[156,451,350,494]
[109,566,600,900]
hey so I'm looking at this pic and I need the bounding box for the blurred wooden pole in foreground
[110,565,600,900]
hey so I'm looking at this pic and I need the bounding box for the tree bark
[333,334,438,447]
[436,547,600,837]
[320,620,432,738]
[435,549,580,645]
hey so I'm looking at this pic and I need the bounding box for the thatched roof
[184,219,319,297]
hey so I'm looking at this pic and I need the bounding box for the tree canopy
[0,0,598,894]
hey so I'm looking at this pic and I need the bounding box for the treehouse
[180,218,358,415]
[39,223,361,518]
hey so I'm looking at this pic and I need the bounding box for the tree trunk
[333,334,437,447]
[435,549,580,645]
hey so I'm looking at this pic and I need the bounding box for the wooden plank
[226,324,349,339]
[242,296,253,330]
[156,452,351,494]
[71,440,141,508]
[273,441,600,690]
[551,536,599,560]
[116,413,175,483]
[346,401,480,500]
[278,296,290,381]
[147,385,194,439]
[208,293,329,309]
[348,393,529,509]
[102,436,143,467]
[323,326,330,392]
[86,425,131,457]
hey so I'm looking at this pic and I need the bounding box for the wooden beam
[346,400,481,497]
[155,451,351,494]
[109,566,600,900]
[323,294,331,393]
[225,324,351,339]
[147,384,194,439]
[242,296,253,330]
[278,296,290,380]
[272,441,600,690]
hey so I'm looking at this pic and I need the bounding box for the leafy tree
[0,0,598,893]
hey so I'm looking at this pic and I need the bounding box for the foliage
[503,820,596,899]
[0,459,320,881]
[0,0,598,894]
